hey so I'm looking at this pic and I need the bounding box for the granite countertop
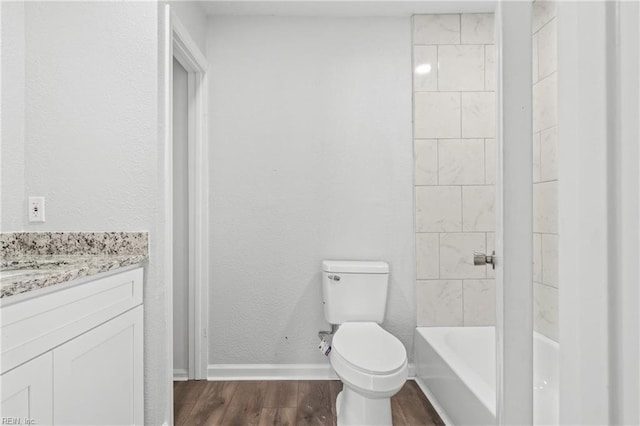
[0,232,148,299]
[1,254,148,298]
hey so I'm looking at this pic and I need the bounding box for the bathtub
[414,326,558,425]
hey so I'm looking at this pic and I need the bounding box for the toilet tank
[322,260,389,324]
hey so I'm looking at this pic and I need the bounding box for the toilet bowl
[330,322,408,425]
[321,260,407,426]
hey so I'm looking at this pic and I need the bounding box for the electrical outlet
[28,196,45,222]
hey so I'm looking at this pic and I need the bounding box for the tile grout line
[436,139,440,186]
[436,44,440,92]
[483,44,487,92]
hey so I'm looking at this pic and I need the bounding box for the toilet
[322,260,408,426]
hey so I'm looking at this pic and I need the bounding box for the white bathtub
[414,326,558,426]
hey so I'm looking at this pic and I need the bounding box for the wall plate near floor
[28,196,46,222]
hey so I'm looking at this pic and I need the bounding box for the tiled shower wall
[532,0,559,342]
[412,14,496,327]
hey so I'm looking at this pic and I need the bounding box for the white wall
[23,2,158,233]
[207,16,415,367]
[14,2,168,424]
[168,1,207,55]
[1,1,26,232]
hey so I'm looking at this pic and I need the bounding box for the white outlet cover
[28,196,45,222]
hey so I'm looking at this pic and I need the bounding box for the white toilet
[322,260,408,426]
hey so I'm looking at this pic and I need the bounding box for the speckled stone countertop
[1,232,148,299]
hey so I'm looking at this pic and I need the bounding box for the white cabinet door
[0,352,53,425]
[53,306,144,426]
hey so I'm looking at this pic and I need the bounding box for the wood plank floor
[174,380,444,426]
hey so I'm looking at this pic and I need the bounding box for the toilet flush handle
[328,275,341,281]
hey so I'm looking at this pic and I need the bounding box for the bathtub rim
[416,326,497,417]
[415,326,561,425]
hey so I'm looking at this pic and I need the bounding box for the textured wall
[532,0,558,342]
[168,1,208,55]
[18,2,168,424]
[1,1,26,232]
[207,16,415,366]
[23,2,158,233]
[412,14,496,327]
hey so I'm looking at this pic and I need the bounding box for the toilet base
[335,385,392,426]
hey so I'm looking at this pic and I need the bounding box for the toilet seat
[332,322,407,375]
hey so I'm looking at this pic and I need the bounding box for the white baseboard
[407,362,416,379]
[173,368,188,381]
[205,362,416,381]
[414,376,453,426]
[207,363,339,380]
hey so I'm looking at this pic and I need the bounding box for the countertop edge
[1,255,148,301]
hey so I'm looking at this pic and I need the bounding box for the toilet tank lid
[322,260,389,274]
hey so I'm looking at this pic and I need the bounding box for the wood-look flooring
[174,380,444,426]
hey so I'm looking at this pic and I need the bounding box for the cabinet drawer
[1,267,143,374]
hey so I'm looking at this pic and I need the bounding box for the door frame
[158,0,537,420]
[165,6,210,381]
[495,3,534,424]
[558,1,640,424]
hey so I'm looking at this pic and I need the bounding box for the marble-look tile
[533,132,542,183]
[415,92,461,139]
[462,186,495,232]
[413,14,460,45]
[414,46,438,91]
[440,232,486,279]
[463,279,496,325]
[532,32,539,83]
[462,92,495,138]
[537,18,557,80]
[438,45,484,91]
[438,139,485,185]
[416,279,463,326]
[486,232,495,278]
[484,45,495,91]
[533,0,557,34]
[534,282,559,342]
[416,233,439,279]
[415,186,462,232]
[541,233,558,288]
[414,139,438,185]
[485,139,495,184]
[461,13,495,44]
[533,181,558,234]
[533,233,543,284]
[540,127,558,181]
[533,72,557,133]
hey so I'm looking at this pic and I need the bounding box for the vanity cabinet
[0,267,144,425]
[1,352,53,424]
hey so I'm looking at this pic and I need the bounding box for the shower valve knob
[473,251,496,269]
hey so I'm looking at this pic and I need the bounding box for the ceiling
[198,0,496,17]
